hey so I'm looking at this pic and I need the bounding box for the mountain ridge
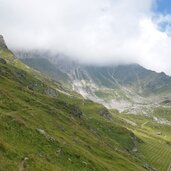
[15,50,171,112]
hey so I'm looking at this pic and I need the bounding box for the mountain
[16,50,171,112]
[0,35,146,170]
[1,36,171,171]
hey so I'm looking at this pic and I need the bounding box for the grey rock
[69,105,82,118]
[0,35,8,49]
[99,108,112,120]
[45,88,58,97]
[132,147,138,153]
[36,128,46,135]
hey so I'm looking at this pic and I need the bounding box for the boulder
[99,107,112,120]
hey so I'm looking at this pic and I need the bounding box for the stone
[99,107,112,120]
[0,35,8,49]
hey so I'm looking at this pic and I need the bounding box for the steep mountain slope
[0,36,148,170]
[16,50,171,112]
[18,52,70,86]
[1,36,171,171]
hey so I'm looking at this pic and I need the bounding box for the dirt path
[20,157,28,171]
[167,163,171,171]
[20,160,25,171]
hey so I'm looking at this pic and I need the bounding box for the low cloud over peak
[1,0,171,74]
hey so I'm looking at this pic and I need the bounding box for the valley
[0,36,171,171]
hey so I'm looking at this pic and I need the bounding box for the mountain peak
[0,35,8,49]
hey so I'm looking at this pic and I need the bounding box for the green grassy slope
[21,58,70,85]
[111,111,171,171]
[152,106,171,121]
[0,48,146,170]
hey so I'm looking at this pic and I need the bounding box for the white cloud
[1,0,171,74]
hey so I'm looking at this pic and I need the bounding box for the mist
[1,0,171,74]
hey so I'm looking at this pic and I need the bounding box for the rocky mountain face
[15,50,171,112]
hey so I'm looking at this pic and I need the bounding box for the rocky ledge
[0,35,8,49]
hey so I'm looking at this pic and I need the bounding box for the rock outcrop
[99,107,112,120]
[0,35,8,49]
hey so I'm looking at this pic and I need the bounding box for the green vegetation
[95,88,130,101]
[0,47,146,170]
[21,58,70,86]
[152,106,171,121]
[1,44,171,171]
[111,111,171,171]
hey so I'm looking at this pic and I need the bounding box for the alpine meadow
[0,0,171,171]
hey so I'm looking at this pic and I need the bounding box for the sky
[0,0,171,74]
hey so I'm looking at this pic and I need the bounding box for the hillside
[0,36,148,170]
[1,35,171,171]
